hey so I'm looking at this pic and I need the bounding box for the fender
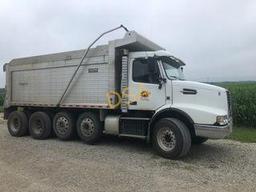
[150,107,194,126]
[148,107,195,141]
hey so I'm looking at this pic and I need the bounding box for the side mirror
[3,63,7,72]
[158,76,166,89]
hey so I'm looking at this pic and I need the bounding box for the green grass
[228,126,256,143]
[0,106,3,113]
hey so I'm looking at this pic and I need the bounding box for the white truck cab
[3,27,232,159]
[128,50,232,138]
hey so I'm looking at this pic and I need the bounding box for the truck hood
[173,80,226,93]
[171,80,229,124]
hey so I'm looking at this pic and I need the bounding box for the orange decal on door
[140,90,151,98]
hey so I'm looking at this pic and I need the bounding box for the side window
[133,58,159,84]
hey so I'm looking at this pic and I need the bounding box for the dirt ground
[0,114,256,192]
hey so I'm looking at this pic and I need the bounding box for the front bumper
[194,121,232,139]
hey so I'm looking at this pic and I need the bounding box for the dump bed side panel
[8,46,112,108]
[11,62,110,106]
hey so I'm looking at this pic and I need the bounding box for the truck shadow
[98,135,230,162]
[99,135,153,153]
[184,143,229,161]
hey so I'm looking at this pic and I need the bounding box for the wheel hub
[81,118,95,136]
[32,119,44,135]
[157,127,176,152]
[56,117,69,135]
[10,117,20,133]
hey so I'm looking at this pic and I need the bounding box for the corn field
[0,89,4,113]
[215,82,256,128]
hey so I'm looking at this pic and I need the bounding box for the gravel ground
[0,114,256,192]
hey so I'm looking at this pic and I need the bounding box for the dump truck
[3,26,232,159]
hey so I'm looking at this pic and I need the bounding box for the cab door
[128,57,166,111]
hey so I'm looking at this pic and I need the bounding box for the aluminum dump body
[4,31,163,109]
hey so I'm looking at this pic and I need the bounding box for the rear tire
[7,111,28,137]
[53,111,75,140]
[29,112,52,139]
[152,118,191,159]
[76,112,102,144]
[192,136,208,144]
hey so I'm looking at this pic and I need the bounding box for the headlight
[216,115,228,125]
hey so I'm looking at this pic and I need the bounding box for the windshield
[161,58,185,80]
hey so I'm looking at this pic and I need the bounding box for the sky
[0,0,256,87]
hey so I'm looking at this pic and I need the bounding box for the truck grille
[226,91,232,117]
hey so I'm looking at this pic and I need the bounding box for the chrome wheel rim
[56,116,69,135]
[80,118,95,137]
[157,127,176,152]
[10,117,20,133]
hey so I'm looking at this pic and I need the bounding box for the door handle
[181,88,197,95]
[129,101,137,105]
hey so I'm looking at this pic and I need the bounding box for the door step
[120,117,150,121]
[119,134,146,139]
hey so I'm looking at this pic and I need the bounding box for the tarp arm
[57,25,129,106]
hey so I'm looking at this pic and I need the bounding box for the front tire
[29,112,52,139]
[152,118,191,159]
[53,111,75,140]
[7,111,28,137]
[76,112,102,144]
